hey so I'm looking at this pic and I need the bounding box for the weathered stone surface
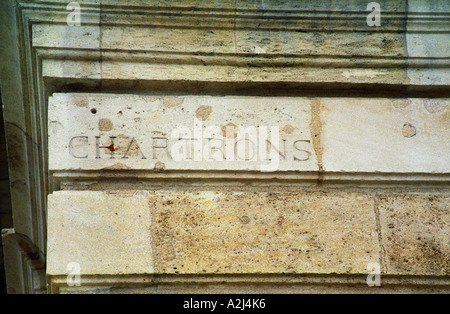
[47,191,154,276]
[377,194,450,276]
[406,1,450,86]
[49,94,318,173]
[1,229,45,294]
[47,190,380,277]
[37,0,425,88]
[2,0,449,295]
[53,274,450,294]
[49,94,449,177]
[149,190,379,274]
[321,98,449,173]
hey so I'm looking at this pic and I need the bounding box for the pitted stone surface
[49,94,318,173]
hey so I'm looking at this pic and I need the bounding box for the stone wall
[0,0,449,294]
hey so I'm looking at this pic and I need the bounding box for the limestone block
[377,194,450,276]
[47,190,379,277]
[47,191,154,276]
[35,0,416,87]
[48,94,318,173]
[49,94,449,178]
[321,98,449,173]
[149,190,379,274]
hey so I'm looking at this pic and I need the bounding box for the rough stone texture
[149,190,379,274]
[1,0,449,294]
[377,194,450,276]
[47,188,450,293]
[406,1,450,86]
[35,0,427,88]
[47,190,379,277]
[49,94,448,177]
[49,94,318,173]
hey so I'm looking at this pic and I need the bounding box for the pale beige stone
[47,190,380,277]
[149,190,380,274]
[47,191,154,276]
[321,98,449,173]
[2,0,449,295]
[48,93,318,173]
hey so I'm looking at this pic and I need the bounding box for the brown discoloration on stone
[76,98,88,107]
[309,98,323,173]
[380,37,403,55]
[98,119,113,131]
[424,99,448,114]
[221,122,239,139]
[149,190,378,274]
[239,215,251,224]
[373,196,388,273]
[49,121,63,135]
[102,163,131,170]
[163,97,184,108]
[281,124,296,135]
[392,99,412,109]
[154,161,165,171]
[147,97,159,103]
[121,137,146,159]
[195,105,212,121]
[378,194,450,275]
[402,123,416,138]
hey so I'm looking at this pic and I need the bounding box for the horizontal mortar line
[36,46,450,61]
[57,185,450,195]
[49,171,450,183]
[27,20,450,33]
[49,171,319,178]
[18,3,450,16]
[48,273,450,285]
[21,8,450,21]
[49,170,450,176]
[37,52,450,70]
[39,56,418,69]
[44,58,449,70]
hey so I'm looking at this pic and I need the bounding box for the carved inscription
[49,94,319,172]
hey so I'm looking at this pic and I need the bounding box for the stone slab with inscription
[49,94,449,179]
[49,94,318,173]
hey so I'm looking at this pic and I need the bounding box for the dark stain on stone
[98,119,113,131]
[240,215,251,224]
[402,123,416,138]
[195,105,212,121]
[154,161,165,172]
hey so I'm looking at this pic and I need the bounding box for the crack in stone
[373,195,388,274]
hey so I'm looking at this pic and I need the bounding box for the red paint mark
[107,144,119,152]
